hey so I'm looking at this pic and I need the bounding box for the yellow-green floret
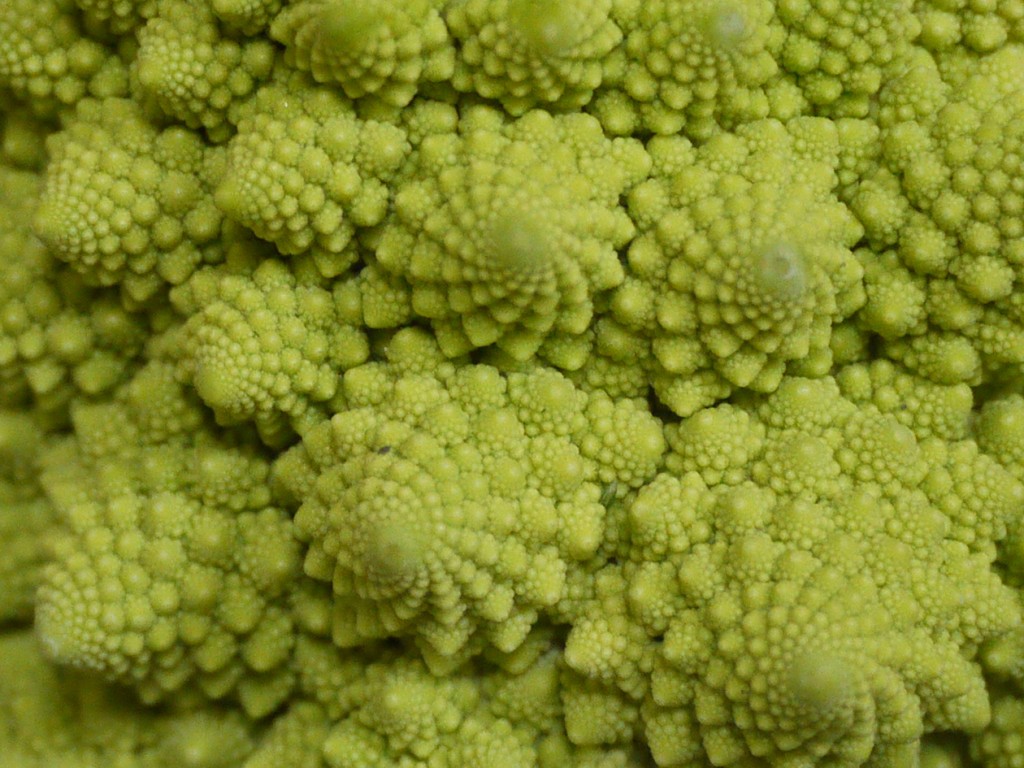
[273,327,665,664]
[446,0,623,114]
[0,0,129,118]
[609,118,864,416]
[775,0,921,116]
[589,0,781,138]
[560,377,1023,767]
[33,98,228,304]
[133,0,275,143]
[34,362,311,717]
[968,692,1024,768]
[73,0,158,35]
[367,105,649,362]
[0,629,257,767]
[271,0,454,107]
[5,1,1024,766]
[0,413,59,624]
[914,0,1024,54]
[1,166,148,419]
[169,258,369,445]
[214,71,409,276]
[849,46,1024,385]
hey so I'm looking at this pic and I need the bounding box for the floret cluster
[2,0,1024,767]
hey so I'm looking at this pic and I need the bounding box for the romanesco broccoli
[3,2,1024,767]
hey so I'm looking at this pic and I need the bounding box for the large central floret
[366,106,648,362]
[275,328,665,665]
[607,118,865,416]
[33,363,314,717]
[214,71,410,276]
[555,376,1024,766]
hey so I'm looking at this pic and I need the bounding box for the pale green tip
[751,242,807,301]
[34,605,64,660]
[704,5,750,48]
[361,520,427,595]
[34,602,84,668]
[211,0,242,17]
[786,651,856,713]
[919,738,965,768]
[317,1,387,50]
[193,362,244,416]
[213,177,245,220]
[31,202,67,249]
[488,209,552,271]
[508,0,586,56]
[377,679,424,722]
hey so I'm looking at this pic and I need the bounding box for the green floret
[283,632,645,768]
[968,692,1024,768]
[1,166,149,419]
[610,118,864,416]
[169,258,369,446]
[73,0,158,34]
[561,336,652,403]
[0,630,142,768]
[243,702,330,768]
[367,105,648,362]
[836,359,974,441]
[0,0,129,119]
[7,0,1024,762]
[0,412,59,625]
[212,0,285,34]
[273,328,664,664]
[271,0,454,107]
[852,246,928,340]
[214,71,409,276]
[0,629,151,766]
[589,0,781,138]
[775,0,921,116]
[319,654,529,767]
[352,256,415,329]
[919,735,972,768]
[33,97,228,305]
[133,0,276,143]
[35,362,308,717]
[0,629,257,767]
[849,47,1024,385]
[915,0,1024,53]
[559,377,1024,768]
[976,394,1024,483]
[446,0,623,114]
[974,395,1024,697]
[0,106,51,169]
[580,394,667,489]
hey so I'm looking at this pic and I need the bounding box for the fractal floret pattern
[271,0,454,107]
[608,117,865,416]
[133,0,276,143]
[33,97,228,304]
[275,327,665,666]
[3,1,1024,768]
[214,70,410,276]
[34,362,315,717]
[368,105,649,362]
[568,378,1023,766]
[169,256,370,445]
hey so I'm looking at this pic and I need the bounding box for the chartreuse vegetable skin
[4,1,1024,768]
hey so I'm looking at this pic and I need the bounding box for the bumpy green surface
[3,1,1024,767]
[134,0,275,142]
[609,117,865,415]
[271,0,454,107]
[367,106,649,361]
